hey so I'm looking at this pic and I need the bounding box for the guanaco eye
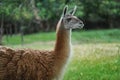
[67,18,71,22]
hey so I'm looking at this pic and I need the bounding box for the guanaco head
[61,5,84,29]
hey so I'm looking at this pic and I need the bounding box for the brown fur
[0,46,55,80]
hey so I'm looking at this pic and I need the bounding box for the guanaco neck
[54,17,72,57]
[53,17,72,79]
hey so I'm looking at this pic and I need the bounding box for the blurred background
[0,0,120,80]
[0,0,120,45]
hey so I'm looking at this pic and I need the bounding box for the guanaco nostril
[79,22,84,28]
[79,22,83,25]
[80,23,82,24]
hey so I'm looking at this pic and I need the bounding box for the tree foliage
[0,0,120,34]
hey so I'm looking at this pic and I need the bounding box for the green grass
[3,32,56,45]
[72,29,120,43]
[64,44,120,80]
[3,29,120,45]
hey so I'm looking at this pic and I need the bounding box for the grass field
[2,29,120,80]
[64,43,120,80]
[3,29,120,45]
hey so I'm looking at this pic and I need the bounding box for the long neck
[53,17,72,79]
[54,17,72,57]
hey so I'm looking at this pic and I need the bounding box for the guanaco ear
[69,5,77,15]
[62,5,68,16]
